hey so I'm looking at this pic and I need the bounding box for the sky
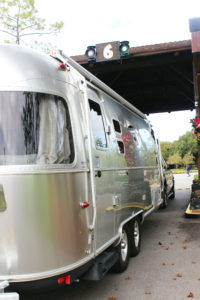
[33,0,200,56]
[1,0,200,142]
[148,110,195,142]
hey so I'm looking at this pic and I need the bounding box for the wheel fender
[117,210,143,240]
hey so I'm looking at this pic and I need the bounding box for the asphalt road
[21,173,200,300]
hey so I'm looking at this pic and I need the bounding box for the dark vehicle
[161,158,175,208]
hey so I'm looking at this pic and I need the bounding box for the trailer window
[113,119,121,133]
[89,99,107,149]
[138,127,157,166]
[0,92,74,165]
[117,140,125,154]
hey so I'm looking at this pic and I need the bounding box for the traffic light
[85,46,96,62]
[119,41,130,57]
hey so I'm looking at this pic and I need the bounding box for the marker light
[65,275,70,285]
[119,41,130,57]
[79,201,90,209]
[58,276,65,285]
[59,63,67,70]
[57,275,71,285]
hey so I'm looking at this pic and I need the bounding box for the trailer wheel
[127,218,141,257]
[112,227,130,273]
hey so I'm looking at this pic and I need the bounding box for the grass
[170,169,198,174]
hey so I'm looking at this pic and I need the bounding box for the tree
[168,153,183,168]
[174,131,197,159]
[183,153,195,166]
[0,0,63,45]
[160,142,175,161]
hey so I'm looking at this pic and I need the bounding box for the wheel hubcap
[134,221,139,248]
[121,230,128,261]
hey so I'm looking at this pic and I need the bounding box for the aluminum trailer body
[0,45,164,296]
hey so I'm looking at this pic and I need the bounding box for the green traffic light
[119,41,130,56]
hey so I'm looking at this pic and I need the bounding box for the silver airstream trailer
[0,44,165,298]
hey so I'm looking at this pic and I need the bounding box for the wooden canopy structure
[71,40,194,114]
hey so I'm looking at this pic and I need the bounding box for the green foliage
[183,153,195,165]
[174,131,197,158]
[0,0,63,44]
[161,131,198,167]
[160,142,175,161]
[168,153,183,167]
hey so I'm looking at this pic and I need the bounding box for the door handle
[95,171,102,178]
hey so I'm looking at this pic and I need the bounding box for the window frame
[0,91,76,168]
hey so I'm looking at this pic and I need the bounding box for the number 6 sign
[103,44,114,59]
[96,41,120,62]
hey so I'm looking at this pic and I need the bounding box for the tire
[168,183,175,199]
[127,218,141,257]
[112,227,130,273]
[168,190,175,200]
[161,188,168,208]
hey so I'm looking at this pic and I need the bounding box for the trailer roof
[60,51,146,119]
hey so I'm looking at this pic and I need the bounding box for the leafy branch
[0,0,64,44]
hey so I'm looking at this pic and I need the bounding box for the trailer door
[87,88,115,251]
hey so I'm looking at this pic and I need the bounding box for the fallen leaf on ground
[108,297,117,300]
[182,246,187,250]
[192,261,196,264]
[162,262,166,266]
[187,292,194,298]
[183,239,188,243]
[198,278,200,280]
[145,291,151,295]
[165,247,169,250]
[176,273,182,278]
[125,276,131,280]
[171,262,175,266]
[168,232,171,235]
[172,277,177,280]
[170,242,174,245]
[158,241,162,245]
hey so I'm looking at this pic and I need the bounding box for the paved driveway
[174,172,196,190]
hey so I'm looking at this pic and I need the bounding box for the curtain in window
[37,97,71,164]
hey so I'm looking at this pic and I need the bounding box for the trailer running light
[79,201,90,208]
[57,275,71,285]
[59,63,67,70]
[58,276,65,285]
[65,275,70,285]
